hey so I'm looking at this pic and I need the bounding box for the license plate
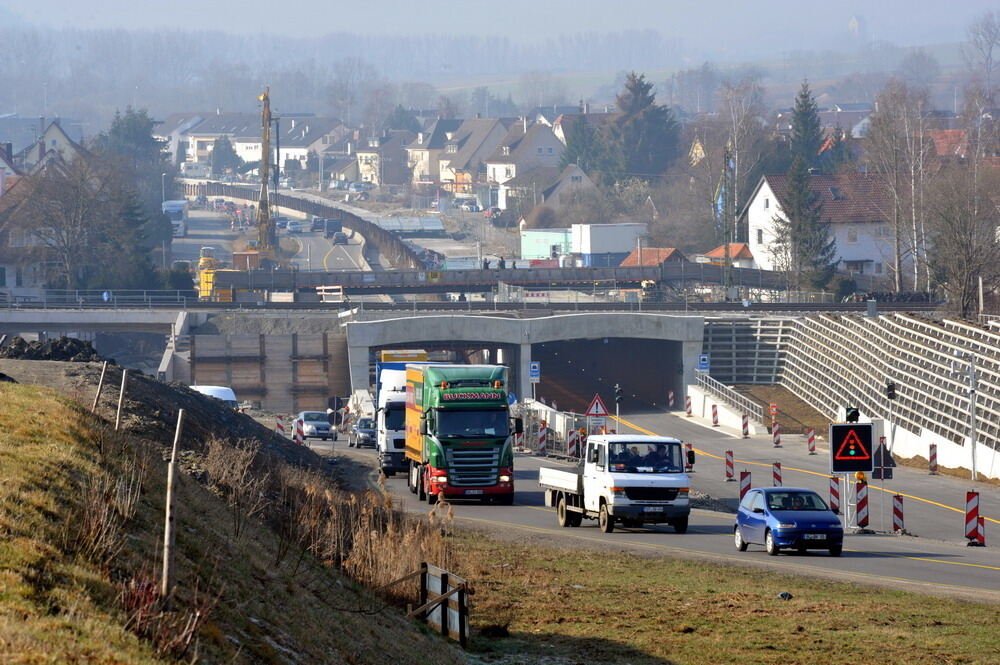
[642,507,663,512]
[804,534,825,540]
[464,489,484,495]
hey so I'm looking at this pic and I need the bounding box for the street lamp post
[161,172,167,203]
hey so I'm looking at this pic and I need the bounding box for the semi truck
[538,435,694,533]
[404,364,520,504]
[162,200,189,237]
[374,350,430,476]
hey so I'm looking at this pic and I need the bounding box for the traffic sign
[529,361,541,384]
[698,354,710,371]
[872,441,895,480]
[829,423,874,473]
[507,393,517,406]
[585,394,610,417]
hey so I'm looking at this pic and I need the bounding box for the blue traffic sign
[698,354,710,371]
[507,393,517,405]
[529,361,541,383]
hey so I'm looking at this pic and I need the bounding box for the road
[310,409,1000,603]
[170,209,238,265]
[285,227,366,272]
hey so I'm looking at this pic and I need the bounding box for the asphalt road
[285,228,365,272]
[309,411,1000,602]
[170,209,237,265]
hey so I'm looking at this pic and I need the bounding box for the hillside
[0,374,465,664]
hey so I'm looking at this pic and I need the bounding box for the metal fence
[695,370,764,423]
[0,289,194,309]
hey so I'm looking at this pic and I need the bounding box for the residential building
[179,112,259,164]
[356,130,416,185]
[742,173,895,278]
[0,115,84,156]
[153,112,205,164]
[437,117,515,195]
[405,119,462,184]
[538,164,598,211]
[619,247,686,266]
[15,120,88,174]
[552,111,617,144]
[485,121,564,189]
[695,243,756,269]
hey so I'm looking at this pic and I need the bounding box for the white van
[190,385,240,409]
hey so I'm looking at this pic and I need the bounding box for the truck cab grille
[624,487,679,501]
[444,447,500,486]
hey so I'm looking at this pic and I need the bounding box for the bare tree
[518,71,568,109]
[719,74,768,241]
[965,10,1000,101]
[327,57,381,126]
[896,48,941,91]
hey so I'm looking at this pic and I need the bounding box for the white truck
[538,435,694,533]
[162,199,189,237]
[376,367,408,477]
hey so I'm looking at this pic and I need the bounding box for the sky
[0,0,993,51]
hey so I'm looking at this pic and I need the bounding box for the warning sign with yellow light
[829,423,874,473]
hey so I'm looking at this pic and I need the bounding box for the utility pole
[723,144,733,300]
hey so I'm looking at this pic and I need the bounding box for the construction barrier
[856,481,869,528]
[537,426,547,456]
[739,471,751,501]
[966,491,981,543]
[772,462,782,486]
[685,395,692,417]
[276,416,286,437]
[892,494,904,532]
[829,476,840,514]
[806,427,816,454]
[977,516,986,546]
[294,419,305,445]
[929,443,938,474]
[725,450,734,481]
[711,404,719,426]
[668,390,675,408]
[566,430,579,457]
[684,443,694,472]
[772,421,782,447]
[741,413,749,438]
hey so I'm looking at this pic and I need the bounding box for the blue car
[734,487,843,556]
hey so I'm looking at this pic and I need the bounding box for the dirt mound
[0,336,110,363]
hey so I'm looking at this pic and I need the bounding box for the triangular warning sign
[834,429,871,460]
[873,443,896,468]
[585,394,610,417]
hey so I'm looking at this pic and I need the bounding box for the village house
[356,130,416,186]
[694,243,756,269]
[485,121,564,190]
[437,117,515,195]
[619,247,687,267]
[405,119,463,185]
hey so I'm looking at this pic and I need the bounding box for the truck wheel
[598,502,615,533]
[557,495,570,527]
[494,493,514,506]
[425,482,437,505]
[672,517,689,534]
[416,467,426,501]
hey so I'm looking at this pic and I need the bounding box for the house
[695,243,756,269]
[178,112,259,165]
[742,173,895,278]
[356,130,416,185]
[153,112,205,164]
[0,115,85,157]
[270,117,346,173]
[498,166,561,212]
[927,129,968,160]
[538,164,598,211]
[0,143,20,198]
[0,177,47,293]
[775,105,871,139]
[437,117,516,195]
[552,111,617,144]
[405,119,463,184]
[15,120,89,174]
[530,105,583,126]
[619,247,686,267]
[485,121,564,189]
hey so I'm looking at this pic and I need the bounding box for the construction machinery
[255,88,277,254]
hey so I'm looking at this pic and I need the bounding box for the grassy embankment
[0,382,464,664]
[452,530,1000,665]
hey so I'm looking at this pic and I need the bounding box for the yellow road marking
[323,243,335,270]
[612,414,1000,525]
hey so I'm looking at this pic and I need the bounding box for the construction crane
[255,88,277,253]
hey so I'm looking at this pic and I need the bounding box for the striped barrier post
[668,390,675,408]
[806,427,816,455]
[977,516,986,546]
[772,421,782,448]
[856,481,869,528]
[685,395,692,417]
[966,491,982,544]
[537,426,547,456]
[711,404,719,427]
[294,419,305,445]
[772,462,782,486]
[741,413,749,438]
[829,476,840,514]
[929,443,938,475]
[739,471,751,501]
[725,450,734,481]
[276,416,285,437]
[892,494,904,532]
[684,443,694,472]
[566,430,578,457]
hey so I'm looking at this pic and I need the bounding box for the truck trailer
[404,364,520,504]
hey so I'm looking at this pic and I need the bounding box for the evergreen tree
[560,115,611,176]
[790,81,823,168]
[607,72,680,180]
[383,104,421,133]
[822,125,854,173]
[772,157,836,291]
[86,191,160,289]
[211,136,243,176]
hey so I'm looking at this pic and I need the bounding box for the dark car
[734,487,843,556]
[324,219,343,238]
[332,231,348,245]
[349,417,376,448]
[310,218,325,232]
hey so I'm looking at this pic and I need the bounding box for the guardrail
[1,289,194,309]
[695,370,764,423]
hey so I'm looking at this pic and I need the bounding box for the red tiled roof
[619,247,685,266]
[927,129,967,158]
[704,243,753,260]
[764,173,890,224]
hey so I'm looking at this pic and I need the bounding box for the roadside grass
[450,530,1000,665]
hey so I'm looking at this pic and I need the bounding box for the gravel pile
[0,336,110,363]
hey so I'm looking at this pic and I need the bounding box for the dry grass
[450,530,1000,665]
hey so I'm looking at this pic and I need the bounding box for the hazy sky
[1,0,993,50]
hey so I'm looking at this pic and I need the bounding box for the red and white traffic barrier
[806,427,816,455]
[566,430,579,457]
[668,390,675,408]
[966,491,982,544]
[725,449,734,481]
[739,471,751,501]
[856,481,869,528]
[772,421,782,447]
[711,404,719,426]
[929,443,938,475]
[684,442,694,472]
[977,516,986,546]
[772,461,782,486]
[294,419,305,445]
[741,413,749,438]
[892,494,904,532]
[537,426,547,456]
[829,476,840,514]
[276,416,286,436]
[685,395,692,417]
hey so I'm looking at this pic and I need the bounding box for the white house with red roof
[741,173,896,280]
[695,243,756,269]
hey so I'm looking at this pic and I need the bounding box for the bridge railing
[0,289,193,309]
[695,370,765,423]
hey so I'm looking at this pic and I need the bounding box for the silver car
[295,411,336,440]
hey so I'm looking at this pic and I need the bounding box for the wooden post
[418,562,428,617]
[161,409,185,599]
[457,584,468,648]
[91,361,109,413]
[439,571,450,637]
[114,369,129,431]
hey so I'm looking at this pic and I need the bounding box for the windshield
[436,409,509,438]
[767,491,829,511]
[302,412,327,422]
[357,418,374,430]
[608,442,683,473]
[384,403,405,430]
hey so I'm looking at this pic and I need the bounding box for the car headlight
[304,425,316,434]
[499,474,512,482]
[777,523,797,529]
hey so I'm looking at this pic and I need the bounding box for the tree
[719,74,767,234]
[518,71,567,108]
[211,136,242,176]
[607,72,680,180]
[965,10,1000,101]
[896,48,941,91]
[86,193,160,289]
[559,116,612,178]
[790,81,823,168]
[822,125,855,173]
[383,104,421,133]
[770,157,835,292]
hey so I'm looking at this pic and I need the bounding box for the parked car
[294,411,336,441]
[348,417,376,448]
[285,220,305,233]
[332,231,349,245]
[310,217,326,232]
[461,201,482,212]
[483,206,502,219]
[273,217,290,230]
[734,487,843,556]
[348,181,373,193]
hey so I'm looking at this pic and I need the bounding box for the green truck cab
[404,364,520,504]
